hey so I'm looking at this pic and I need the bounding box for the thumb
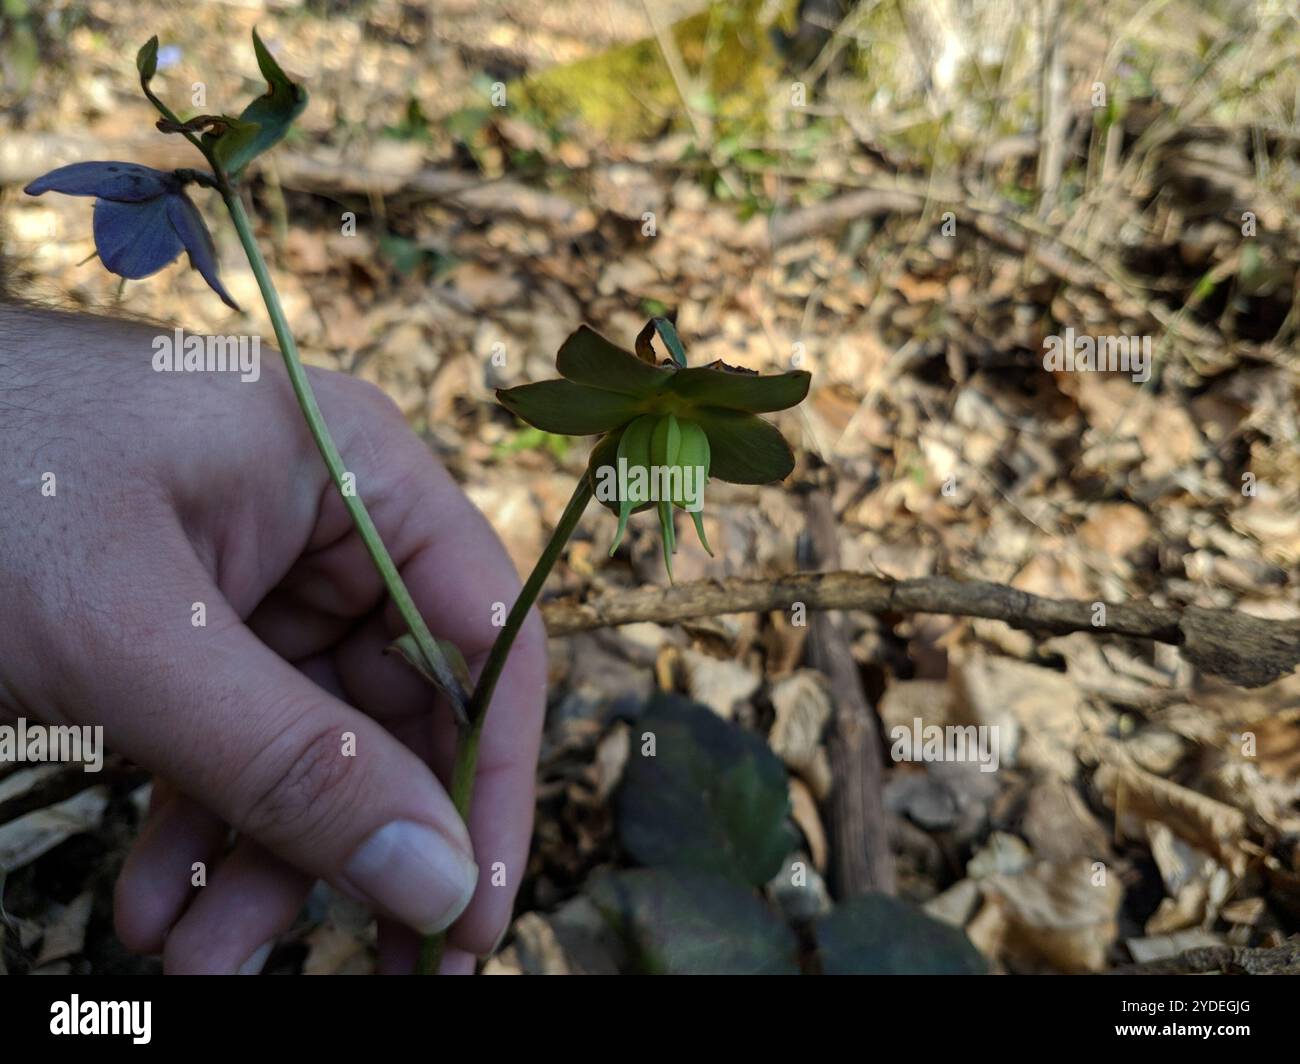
[76,576,479,936]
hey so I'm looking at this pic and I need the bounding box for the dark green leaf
[204,29,307,176]
[251,26,293,92]
[618,694,795,886]
[669,366,810,413]
[690,407,796,484]
[815,894,988,975]
[496,379,641,435]
[556,325,671,396]
[207,116,262,174]
[590,868,799,975]
[384,633,471,725]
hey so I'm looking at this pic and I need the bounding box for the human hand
[0,303,546,974]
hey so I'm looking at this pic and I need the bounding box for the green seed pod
[650,414,681,576]
[596,414,715,580]
[609,414,658,555]
[675,419,712,557]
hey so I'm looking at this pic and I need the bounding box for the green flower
[496,318,810,579]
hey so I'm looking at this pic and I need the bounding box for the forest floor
[1,0,1298,975]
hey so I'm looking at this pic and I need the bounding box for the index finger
[315,391,551,956]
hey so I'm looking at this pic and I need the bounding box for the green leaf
[690,407,796,484]
[669,366,810,413]
[207,116,262,173]
[815,894,987,975]
[203,29,307,176]
[136,36,159,84]
[496,379,641,435]
[618,694,795,887]
[556,325,671,396]
[385,633,471,713]
[590,868,799,975]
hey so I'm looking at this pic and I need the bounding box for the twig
[1035,0,1068,218]
[802,491,895,897]
[0,758,148,825]
[538,571,1300,688]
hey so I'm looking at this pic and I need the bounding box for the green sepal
[497,379,642,435]
[668,366,810,413]
[691,407,796,484]
[557,325,672,396]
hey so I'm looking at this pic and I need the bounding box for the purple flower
[24,161,238,310]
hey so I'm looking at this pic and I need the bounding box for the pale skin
[0,302,547,974]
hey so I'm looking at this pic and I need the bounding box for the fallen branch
[539,572,1300,688]
[0,756,147,825]
[802,492,895,898]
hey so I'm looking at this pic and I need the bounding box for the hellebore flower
[497,319,810,579]
[24,162,239,310]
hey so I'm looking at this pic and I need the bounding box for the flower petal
[691,407,796,484]
[91,197,183,279]
[25,162,176,203]
[668,366,810,413]
[496,379,642,435]
[165,192,240,310]
[556,325,672,396]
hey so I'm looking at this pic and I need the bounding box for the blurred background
[1,0,1298,975]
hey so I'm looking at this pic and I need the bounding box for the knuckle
[240,722,361,844]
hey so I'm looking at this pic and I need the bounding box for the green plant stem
[417,475,594,975]
[221,188,469,719]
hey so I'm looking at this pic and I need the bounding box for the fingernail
[237,940,274,975]
[342,820,477,934]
